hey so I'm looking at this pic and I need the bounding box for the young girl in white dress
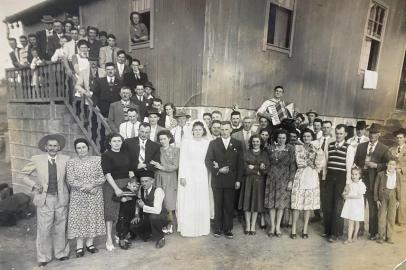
[341,166,366,244]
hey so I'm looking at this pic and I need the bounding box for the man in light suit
[20,134,70,267]
[205,121,244,239]
[354,123,389,240]
[108,87,139,133]
[99,34,122,68]
[126,122,161,178]
[8,38,21,68]
[231,116,256,152]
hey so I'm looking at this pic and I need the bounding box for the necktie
[131,123,136,138]
[368,144,374,156]
[144,188,147,199]
[397,146,401,155]
[51,158,56,165]
[357,137,361,143]
[139,141,145,162]
[111,47,115,63]
[139,96,142,102]
[74,41,78,54]
[181,127,184,139]
[321,138,326,151]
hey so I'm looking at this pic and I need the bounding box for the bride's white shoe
[106,242,115,251]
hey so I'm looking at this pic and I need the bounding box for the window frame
[262,0,297,57]
[129,0,154,51]
[358,0,389,74]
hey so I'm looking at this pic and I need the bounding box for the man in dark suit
[36,15,59,60]
[115,50,131,83]
[126,122,161,178]
[92,62,122,118]
[131,84,150,121]
[8,38,21,68]
[46,20,64,60]
[205,121,244,239]
[354,123,389,240]
[123,58,149,92]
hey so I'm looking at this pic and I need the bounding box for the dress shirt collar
[107,75,115,82]
[48,155,57,163]
[139,137,147,145]
[222,137,231,148]
[121,100,130,106]
[335,140,345,148]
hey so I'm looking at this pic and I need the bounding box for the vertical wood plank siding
[201,0,406,120]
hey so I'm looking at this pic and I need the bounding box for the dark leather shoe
[155,238,165,249]
[86,245,99,254]
[58,256,69,261]
[76,248,84,258]
[38,262,48,267]
[224,231,234,239]
[290,233,297,239]
[119,240,130,250]
[369,235,379,241]
[213,231,222,237]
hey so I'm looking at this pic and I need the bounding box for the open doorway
[396,49,406,110]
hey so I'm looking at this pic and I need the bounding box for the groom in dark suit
[205,121,244,239]
[354,123,389,240]
[126,122,161,178]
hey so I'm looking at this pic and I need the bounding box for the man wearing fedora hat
[20,134,70,267]
[354,123,390,240]
[36,15,59,60]
[389,128,406,225]
[299,110,318,132]
[143,81,156,101]
[146,108,166,142]
[171,110,192,147]
[347,121,370,148]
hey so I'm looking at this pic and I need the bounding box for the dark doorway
[396,50,406,110]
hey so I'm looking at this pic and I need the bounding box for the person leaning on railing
[70,40,93,102]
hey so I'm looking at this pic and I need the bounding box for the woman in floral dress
[67,138,106,257]
[264,129,296,237]
[291,128,325,239]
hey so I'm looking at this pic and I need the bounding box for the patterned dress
[155,145,180,211]
[291,143,325,210]
[265,144,296,209]
[67,156,106,239]
[239,149,270,212]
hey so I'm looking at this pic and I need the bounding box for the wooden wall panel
[201,0,406,120]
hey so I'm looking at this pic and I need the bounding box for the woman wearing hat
[389,128,406,225]
[101,133,134,251]
[67,138,106,257]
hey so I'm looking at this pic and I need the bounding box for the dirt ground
[1,158,406,270]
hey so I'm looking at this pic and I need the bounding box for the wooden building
[5,0,406,121]
[4,0,406,120]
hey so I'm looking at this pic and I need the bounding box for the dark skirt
[238,175,265,212]
[103,178,130,222]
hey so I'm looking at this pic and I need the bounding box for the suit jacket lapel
[41,156,49,186]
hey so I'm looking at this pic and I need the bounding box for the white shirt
[222,137,231,149]
[150,125,158,141]
[386,171,397,189]
[119,121,140,139]
[47,155,57,164]
[46,29,54,37]
[117,63,124,76]
[64,40,77,61]
[315,130,322,140]
[51,47,67,62]
[171,124,191,147]
[107,76,115,84]
[139,187,165,215]
[243,129,251,143]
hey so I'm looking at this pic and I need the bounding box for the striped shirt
[327,142,349,172]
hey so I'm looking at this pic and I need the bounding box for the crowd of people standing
[8,14,405,268]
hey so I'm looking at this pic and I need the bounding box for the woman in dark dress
[101,133,134,251]
[239,134,269,235]
[264,129,296,237]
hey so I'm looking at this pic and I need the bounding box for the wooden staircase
[6,62,111,155]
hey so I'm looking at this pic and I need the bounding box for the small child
[30,48,44,88]
[374,159,401,244]
[113,179,139,249]
[341,166,366,244]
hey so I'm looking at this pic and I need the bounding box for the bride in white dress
[177,120,211,237]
